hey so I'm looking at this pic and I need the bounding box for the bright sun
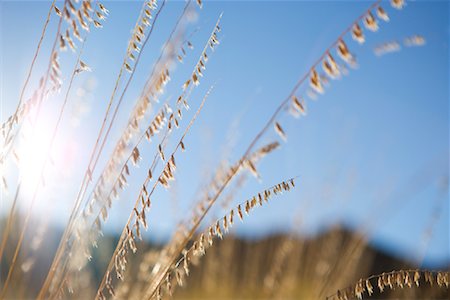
[16,115,75,194]
[17,120,54,190]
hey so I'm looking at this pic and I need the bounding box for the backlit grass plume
[1,1,446,300]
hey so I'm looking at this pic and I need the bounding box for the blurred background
[1,0,449,299]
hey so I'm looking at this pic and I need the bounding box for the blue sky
[1,0,449,268]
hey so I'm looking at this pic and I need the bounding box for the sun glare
[16,115,74,195]
[17,120,54,190]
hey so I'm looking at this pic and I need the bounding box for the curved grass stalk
[0,1,68,296]
[94,84,214,300]
[327,269,449,300]
[42,1,206,297]
[36,2,166,298]
[167,141,280,256]
[144,178,297,299]
[53,19,204,293]
[86,53,214,297]
[0,0,116,295]
[317,161,445,298]
[52,101,170,299]
[78,28,197,228]
[140,1,410,297]
[58,6,214,296]
[94,14,223,298]
[1,0,56,162]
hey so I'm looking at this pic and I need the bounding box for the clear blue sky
[1,0,448,268]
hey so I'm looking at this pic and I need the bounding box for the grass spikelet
[93,20,103,28]
[182,250,190,276]
[124,62,133,72]
[82,6,93,23]
[244,159,260,179]
[391,0,405,10]
[192,73,199,86]
[77,10,89,31]
[290,95,306,118]
[376,6,389,22]
[158,175,169,189]
[237,204,244,221]
[54,6,62,17]
[182,79,191,90]
[158,144,165,161]
[352,23,365,44]
[65,29,77,52]
[214,220,222,239]
[100,206,108,222]
[131,147,141,166]
[71,20,82,41]
[327,53,340,77]
[244,200,251,215]
[96,11,106,20]
[354,279,365,299]
[144,8,152,18]
[79,60,92,72]
[274,122,287,141]
[179,140,186,152]
[83,0,93,12]
[363,12,378,32]
[63,6,71,20]
[374,41,401,56]
[413,271,423,286]
[67,0,76,15]
[404,35,426,47]
[98,3,109,15]
[310,68,324,94]
[142,16,151,27]
[175,267,184,287]
[123,163,130,176]
[222,215,229,232]
[322,59,336,80]
[59,35,67,51]
[146,0,156,9]
[365,279,374,295]
[51,52,60,74]
[1,176,7,193]
[131,42,140,52]
[251,141,280,161]
[327,270,450,300]
[337,39,354,64]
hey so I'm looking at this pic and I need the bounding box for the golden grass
[1,0,447,299]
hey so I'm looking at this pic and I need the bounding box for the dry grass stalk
[1,1,417,299]
[152,178,297,299]
[327,270,449,300]
[136,140,281,297]
[81,16,222,297]
[1,2,109,297]
[95,85,214,300]
[35,1,176,298]
[140,3,407,298]
[0,0,57,163]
